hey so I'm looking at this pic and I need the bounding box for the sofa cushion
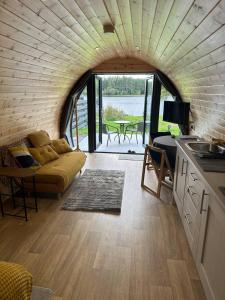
[0,138,32,168]
[28,130,51,147]
[51,138,72,154]
[29,145,59,165]
[9,145,40,168]
[25,151,86,193]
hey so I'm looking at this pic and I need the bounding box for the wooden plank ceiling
[0,0,225,144]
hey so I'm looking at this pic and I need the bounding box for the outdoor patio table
[114,120,131,134]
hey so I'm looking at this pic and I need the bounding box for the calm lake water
[103,95,166,116]
[103,96,145,116]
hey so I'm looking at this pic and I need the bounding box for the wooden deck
[0,153,205,300]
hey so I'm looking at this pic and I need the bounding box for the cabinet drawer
[183,194,197,250]
[186,184,201,208]
[174,149,189,215]
[186,164,204,207]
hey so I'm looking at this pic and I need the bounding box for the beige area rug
[32,286,53,300]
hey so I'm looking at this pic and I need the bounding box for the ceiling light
[103,24,115,34]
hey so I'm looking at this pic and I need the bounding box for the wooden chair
[141,145,174,198]
[147,131,172,170]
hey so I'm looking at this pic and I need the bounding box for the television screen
[163,101,190,125]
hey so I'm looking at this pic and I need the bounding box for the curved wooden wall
[0,0,225,145]
[93,57,156,73]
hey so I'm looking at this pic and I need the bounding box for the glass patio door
[143,77,153,144]
[95,76,103,148]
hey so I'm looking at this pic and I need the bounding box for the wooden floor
[0,153,206,300]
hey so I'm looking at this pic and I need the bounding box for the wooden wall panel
[93,57,156,73]
[0,0,225,145]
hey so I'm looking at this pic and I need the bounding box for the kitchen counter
[176,139,225,212]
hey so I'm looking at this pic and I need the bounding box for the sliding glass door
[95,76,103,147]
[143,77,153,144]
[73,87,89,151]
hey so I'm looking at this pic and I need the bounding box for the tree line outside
[102,76,147,96]
[101,76,170,97]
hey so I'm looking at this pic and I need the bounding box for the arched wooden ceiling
[0,0,225,145]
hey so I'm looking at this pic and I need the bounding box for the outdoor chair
[141,145,174,199]
[102,123,120,146]
[124,122,144,144]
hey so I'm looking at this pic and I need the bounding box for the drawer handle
[181,159,187,175]
[200,190,209,214]
[187,186,197,196]
[190,172,198,181]
[185,213,192,224]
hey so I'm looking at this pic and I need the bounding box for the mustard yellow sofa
[24,150,86,193]
[1,131,86,195]
[23,131,86,194]
[6,130,87,194]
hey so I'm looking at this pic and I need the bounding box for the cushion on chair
[29,145,59,165]
[0,261,32,300]
[149,148,163,166]
[9,145,40,168]
[28,130,51,147]
[50,138,72,154]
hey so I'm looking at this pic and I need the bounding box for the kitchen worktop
[176,139,225,212]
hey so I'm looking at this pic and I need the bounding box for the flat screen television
[163,101,190,125]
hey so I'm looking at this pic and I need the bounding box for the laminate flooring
[0,153,206,300]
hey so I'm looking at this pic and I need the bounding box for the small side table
[0,168,38,221]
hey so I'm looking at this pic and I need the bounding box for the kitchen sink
[185,142,211,152]
[185,141,225,155]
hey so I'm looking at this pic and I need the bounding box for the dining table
[114,120,131,134]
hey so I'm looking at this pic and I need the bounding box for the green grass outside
[75,115,180,137]
[158,116,180,136]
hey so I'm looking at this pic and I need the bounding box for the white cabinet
[182,188,199,257]
[173,143,225,300]
[173,147,188,215]
[182,163,205,258]
[196,193,225,300]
